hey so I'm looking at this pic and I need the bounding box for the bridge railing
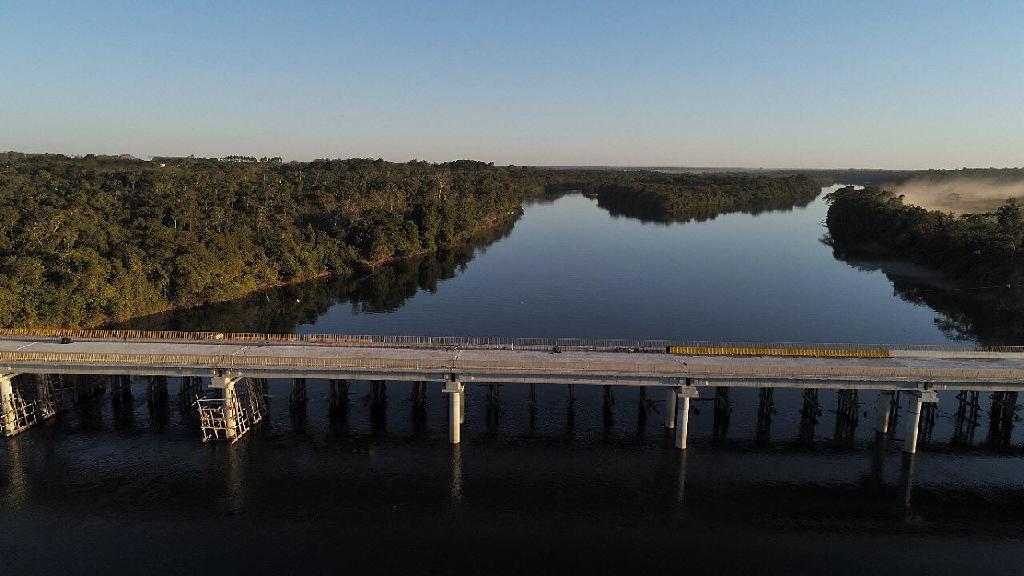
[0,328,1022,354]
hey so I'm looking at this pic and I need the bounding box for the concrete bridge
[1,329,1023,451]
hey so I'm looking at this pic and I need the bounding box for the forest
[0,153,544,327]
[0,153,825,328]
[585,172,821,223]
[825,186,1024,285]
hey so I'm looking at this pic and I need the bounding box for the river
[4,187,1024,575]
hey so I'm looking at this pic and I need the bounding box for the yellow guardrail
[666,346,890,358]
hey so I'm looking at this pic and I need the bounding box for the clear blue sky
[2,1,1022,168]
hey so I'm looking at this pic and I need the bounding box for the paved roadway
[1,336,1024,390]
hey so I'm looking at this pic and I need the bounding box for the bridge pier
[1,374,37,437]
[147,376,168,409]
[1,373,20,435]
[196,372,256,443]
[988,391,1018,446]
[903,390,939,454]
[35,374,57,420]
[111,375,132,406]
[216,374,243,441]
[289,378,307,413]
[674,384,699,450]
[328,379,349,416]
[875,391,894,434]
[798,388,819,443]
[411,381,427,408]
[178,376,202,410]
[713,387,731,440]
[664,387,677,429]
[443,378,464,444]
[756,388,775,445]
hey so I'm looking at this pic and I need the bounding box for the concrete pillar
[875,390,894,434]
[444,379,464,444]
[0,374,18,435]
[211,372,242,441]
[459,385,466,424]
[674,385,699,450]
[289,378,307,413]
[903,390,938,454]
[675,395,690,449]
[664,387,677,429]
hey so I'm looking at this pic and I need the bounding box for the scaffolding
[34,374,63,420]
[196,377,268,443]
[1,384,38,437]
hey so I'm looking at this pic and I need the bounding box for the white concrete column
[664,387,677,429]
[211,372,242,441]
[0,374,18,435]
[223,383,239,440]
[444,380,464,444]
[875,390,894,434]
[675,395,690,449]
[674,385,700,450]
[459,386,466,425]
[903,390,938,454]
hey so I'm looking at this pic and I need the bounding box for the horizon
[4,150,1021,172]
[3,1,1023,169]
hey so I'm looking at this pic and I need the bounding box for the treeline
[0,153,544,327]
[552,172,821,223]
[825,186,1024,284]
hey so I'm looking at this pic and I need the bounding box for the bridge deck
[1,336,1024,390]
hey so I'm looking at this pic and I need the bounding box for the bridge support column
[875,390,894,434]
[290,378,307,413]
[674,384,699,450]
[1,374,20,435]
[208,372,245,442]
[1,373,36,437]
[664,387,677,429]
[443,378,464,444]
[328,379,349,416]
[903,390,938,454]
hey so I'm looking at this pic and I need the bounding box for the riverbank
[825,186,1024,285]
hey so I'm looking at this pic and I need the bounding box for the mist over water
[895,177,1024,214]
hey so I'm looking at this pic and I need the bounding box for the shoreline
[98,207,525,330]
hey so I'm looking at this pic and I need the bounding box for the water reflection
[115,189,999,344]
[595,188,819,224]
[674,449,688,504]
[449,444,463,503]
[115,217,518,333]
[828,255,1024,346]
[4,436,27,511]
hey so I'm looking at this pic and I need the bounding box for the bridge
[1,329,1023,451]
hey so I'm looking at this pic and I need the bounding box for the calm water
[298,189,954,342]
[5,188,1024,575]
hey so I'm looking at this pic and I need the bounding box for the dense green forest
[0,153,543,327]
[0,153,824,328]
[825,186,1024,285]
[549,172,821,223]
